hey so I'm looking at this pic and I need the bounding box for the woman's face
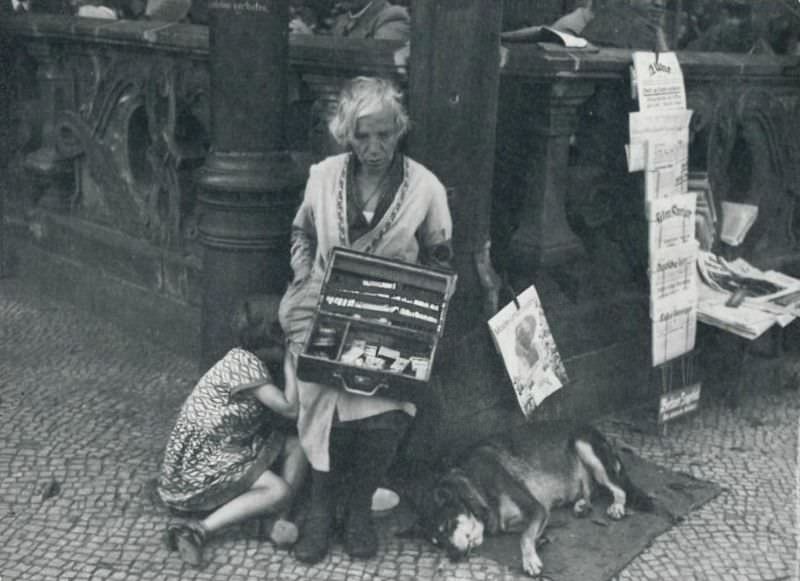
[350,105,401,174]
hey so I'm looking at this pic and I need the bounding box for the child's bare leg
[268,436,307,546]
[281,435,308,510]
[170,470,293,565]
[201,470,291,534]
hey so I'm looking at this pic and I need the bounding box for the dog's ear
[439,470,492,525]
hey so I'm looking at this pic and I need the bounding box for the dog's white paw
[607,502,625,520]
[521,537,543,577]
[573,498,592,517]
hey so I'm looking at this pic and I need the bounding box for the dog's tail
[570,425,655,513]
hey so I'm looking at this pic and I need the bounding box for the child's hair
[231,294,285,352]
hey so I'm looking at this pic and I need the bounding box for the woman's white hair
[328,76,410,147]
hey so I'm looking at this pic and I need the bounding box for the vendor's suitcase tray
[297,247,457,404]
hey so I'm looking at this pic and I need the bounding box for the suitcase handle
[332,371,389,397]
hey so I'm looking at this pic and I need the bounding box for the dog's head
[425,468,488,561]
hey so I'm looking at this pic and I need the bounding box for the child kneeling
[157,295,308,567]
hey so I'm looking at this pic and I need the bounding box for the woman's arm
[288,173,318,284]
[289,225,315,284]
[419,179,454,270]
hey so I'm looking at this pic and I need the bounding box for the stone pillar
[0,25,9,277]
[408,0,504,334]
[196,0,304,366]
[509,79,595,271]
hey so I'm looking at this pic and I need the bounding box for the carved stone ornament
[54,51,209,249]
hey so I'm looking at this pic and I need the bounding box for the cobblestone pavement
[1,278,797,581]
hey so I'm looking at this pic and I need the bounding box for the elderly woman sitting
[279,76,453,564]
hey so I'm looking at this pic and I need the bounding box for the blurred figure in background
[327,0,410,41]
[290,0,321,34]
[580,0,669,50]
[552,0,595,35]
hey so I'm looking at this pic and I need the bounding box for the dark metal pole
[197,0,304,366]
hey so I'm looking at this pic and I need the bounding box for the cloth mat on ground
[473,448,723,581]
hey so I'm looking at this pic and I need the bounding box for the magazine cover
[488,284,568,418]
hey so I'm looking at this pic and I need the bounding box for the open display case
[296,248,457,403]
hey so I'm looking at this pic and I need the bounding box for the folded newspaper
[500,25,590,48]
[696,251,800,339]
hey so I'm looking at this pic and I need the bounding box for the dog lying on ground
[416,424,654,577]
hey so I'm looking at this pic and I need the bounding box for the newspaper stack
[628,51,698,366]
[696,251,800,340]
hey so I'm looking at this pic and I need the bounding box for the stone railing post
[196,0,304,365]
[23,40,74,211]
[509,79,595,271]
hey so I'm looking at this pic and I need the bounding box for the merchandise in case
[297,248,457,403]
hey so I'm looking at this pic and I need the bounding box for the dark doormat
[473,448,724,581]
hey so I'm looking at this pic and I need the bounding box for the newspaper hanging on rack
[646,193,696,253]
[629,51,698,367]
[626,50,691,177]
[651,298,697,367]
[488,285,568,419]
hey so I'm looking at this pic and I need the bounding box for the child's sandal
[166,520,207,567]
[163,526,179,552]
